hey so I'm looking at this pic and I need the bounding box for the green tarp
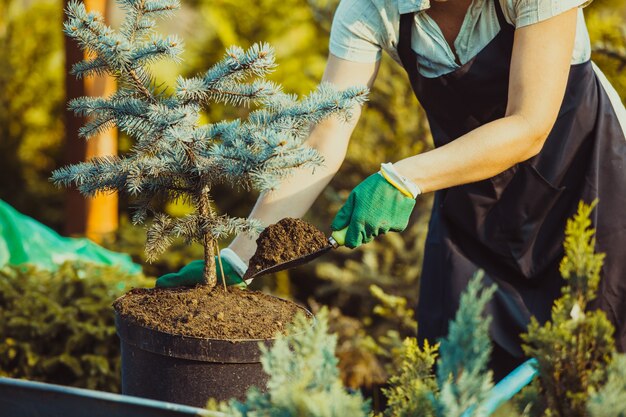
[0,200,141,274]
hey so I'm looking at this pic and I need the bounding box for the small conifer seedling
[53,0,367,289]
[521,200,616,417]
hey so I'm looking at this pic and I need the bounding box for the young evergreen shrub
[0,262,149,392]
[210,308,371,417]
[435,271,496,417]
[383,271,496,417]
[520,201,616,417]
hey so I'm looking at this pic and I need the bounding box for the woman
[158,0,626,378]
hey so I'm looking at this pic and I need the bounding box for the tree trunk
[199,187,217,289]
[63,0,118,243]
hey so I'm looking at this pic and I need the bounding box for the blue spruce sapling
[52,0,367,289]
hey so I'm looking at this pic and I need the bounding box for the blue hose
[461,358,539,417]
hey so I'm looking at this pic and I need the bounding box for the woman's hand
[155,256,246,288]
[331,172,416,248]
[156,248,249,288]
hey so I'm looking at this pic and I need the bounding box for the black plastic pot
[115,302,311,408]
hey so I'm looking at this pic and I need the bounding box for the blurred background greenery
[0,0,625,402]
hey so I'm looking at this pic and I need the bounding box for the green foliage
[0,0,65,228]
[383,338,439,417]
[370,284,417,332]
[0,262,150,392]
[211,308,371,417]
[363,282,420,388]
[521,201,615,417]
[300,216,429,392]
[559,201,604,309]
[587,354,626,417]
[586,0,626,99]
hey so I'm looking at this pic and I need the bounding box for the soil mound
[245,217,328,280]
[114,286,303,340]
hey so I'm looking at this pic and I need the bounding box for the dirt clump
[114,286,305,340]
[244,217,329,280]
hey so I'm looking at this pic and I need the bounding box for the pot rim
[114,292,314,363]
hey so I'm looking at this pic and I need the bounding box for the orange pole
[64,0,118,243]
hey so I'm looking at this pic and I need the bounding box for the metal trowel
[245,228,347,280]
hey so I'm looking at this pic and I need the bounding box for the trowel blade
[246,243,333,280]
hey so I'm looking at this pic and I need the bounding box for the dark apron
[397,0,626,377]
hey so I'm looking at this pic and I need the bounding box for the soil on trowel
[244,217,329,280]
[114,286,304,340]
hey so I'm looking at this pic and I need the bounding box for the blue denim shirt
[329,0,592,78]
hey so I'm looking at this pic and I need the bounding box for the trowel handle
[330,228,348,247]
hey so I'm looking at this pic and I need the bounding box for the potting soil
[244,217,328,280]
[114,286,302,339]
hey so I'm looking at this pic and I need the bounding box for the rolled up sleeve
[513,0,591,27]
[329,0,383,63]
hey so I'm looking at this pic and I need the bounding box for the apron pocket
[496,163,565,278]
[441,163,565,279]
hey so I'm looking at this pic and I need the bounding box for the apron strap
[397,12,419,84]
[494,0,514,31]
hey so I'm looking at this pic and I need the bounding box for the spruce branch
[71,57,109,79]
[131,35,183,66]
[206,215,264,241]
[176,43,277,104]
[79,114,117,139]
[145,212,174,262]
[143,0,179,17]
[436,270,495,417]
[65,0,157,103]
[51,155,129,196]
[64,1,114,54]
[127,67,156,103]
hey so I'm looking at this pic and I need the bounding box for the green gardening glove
[155,255,246,288]
[331,173,416,248]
